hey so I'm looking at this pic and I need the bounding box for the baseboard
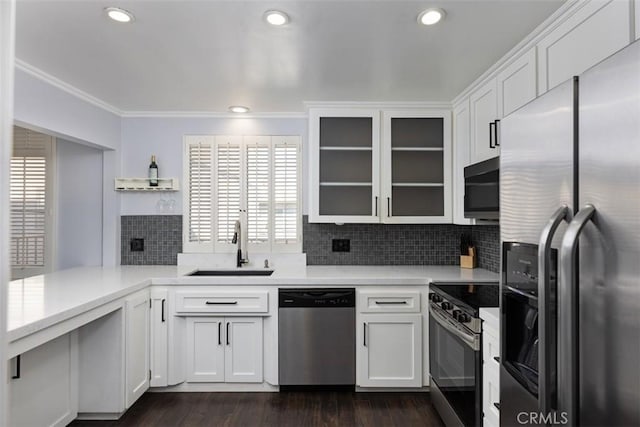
[149,382,280,392]
[76,412,124,421]
[355,386,430,392]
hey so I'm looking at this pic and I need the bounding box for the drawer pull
[375,301,407,305]
[205,301,238,305]
[494,356,500,363]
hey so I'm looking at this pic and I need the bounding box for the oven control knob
[452,309,461,319]
[430,293,442,303]
[441,302,452,310]
[457,313,470,323]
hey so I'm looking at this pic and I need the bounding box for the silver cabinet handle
[559,204,596,425]
[538,205,570,414]
[206,301,238,305]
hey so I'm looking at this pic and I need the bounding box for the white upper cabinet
[497,47,537,118]
[452,100,472,225]
[309,108,381,223]
[309,107,451,224]
[537,0,632,94]
[381,110,452,224]
[469,79,500,164]
[636,0,640,40]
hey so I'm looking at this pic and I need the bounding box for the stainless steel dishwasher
[278,288,355,387]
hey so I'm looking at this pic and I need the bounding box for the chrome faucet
[232,219,248,267]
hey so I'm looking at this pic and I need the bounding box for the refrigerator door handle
[538,205,570,415]
[558,204,596,425]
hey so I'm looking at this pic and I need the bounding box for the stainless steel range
[429,282,499,427]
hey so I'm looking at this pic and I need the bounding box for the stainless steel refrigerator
[499,39,640,426]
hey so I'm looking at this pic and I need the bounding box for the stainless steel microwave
[464,156,499,220]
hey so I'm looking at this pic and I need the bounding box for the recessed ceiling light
[418,8,445,26]
[264,10,289,26]
[105,7,135,23]
[229,106,250,113]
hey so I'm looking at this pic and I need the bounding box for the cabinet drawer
[358,290,420,313]
[175,291,268,314]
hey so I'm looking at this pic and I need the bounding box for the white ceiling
[16,0,564,113]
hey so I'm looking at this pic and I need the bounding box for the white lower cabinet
[9,333,78,427]
[482,309,500,427]
[357,314,422,387]
[125,289,150,408]
[150,289,169,387]
[186,316,263,383]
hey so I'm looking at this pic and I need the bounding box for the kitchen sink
[187,269,274,276]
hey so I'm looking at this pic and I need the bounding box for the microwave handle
[537,205,570,414]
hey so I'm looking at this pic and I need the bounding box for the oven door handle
[430,307,480,351]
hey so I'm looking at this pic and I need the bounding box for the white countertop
[8,265,498,343]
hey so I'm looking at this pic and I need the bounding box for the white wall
[13,69,121,150]
[120,116,308,215]
[55,139,103,270]
[13,68,122,266]
[0,2,16,425]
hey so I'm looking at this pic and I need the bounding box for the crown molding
[15,59,123,116]
[303,101,452,110]
[120,111,308,119]
[15,60,450,119]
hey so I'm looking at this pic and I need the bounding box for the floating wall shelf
[114,177,179,192]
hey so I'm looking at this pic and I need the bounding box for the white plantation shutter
[184,135,300,253]
[246,140,270,244]
[215,137,242,244]
[273,139,300,245]
[185,137,214,251]
[11,127,53,274]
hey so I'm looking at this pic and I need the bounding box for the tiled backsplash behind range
[120,215,500,272]
[303,216,500,272]
[121,215,182,265]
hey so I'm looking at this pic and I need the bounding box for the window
[11,126,55,279]
[183,135,301,253]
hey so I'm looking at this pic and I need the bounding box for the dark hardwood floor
[70,391,444,427]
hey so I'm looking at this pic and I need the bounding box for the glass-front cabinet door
[309,108,380,223]
[381,110,452,223]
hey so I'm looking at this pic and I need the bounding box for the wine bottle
[149,155,158,186]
